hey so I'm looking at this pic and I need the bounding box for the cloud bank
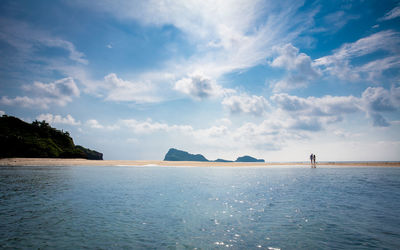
[315,30,400,82]
[1,77,80,109]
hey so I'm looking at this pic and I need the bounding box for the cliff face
[0,115,103,160]
[164,148,209,161]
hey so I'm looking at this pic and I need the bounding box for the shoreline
[0,158,399,167]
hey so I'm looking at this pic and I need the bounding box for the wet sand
[0,158,399,167]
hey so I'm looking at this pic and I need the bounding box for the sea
[1,165,399,249]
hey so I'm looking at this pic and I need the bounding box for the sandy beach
[0,158,399,167]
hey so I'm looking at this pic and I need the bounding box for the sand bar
[0,158,399,167]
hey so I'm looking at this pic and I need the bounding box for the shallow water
[1,165,400,249]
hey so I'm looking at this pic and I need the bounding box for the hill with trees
[0,115,102,160]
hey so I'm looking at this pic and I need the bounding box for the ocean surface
[1,165,400,249]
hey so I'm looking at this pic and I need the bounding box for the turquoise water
[1,165,400,249]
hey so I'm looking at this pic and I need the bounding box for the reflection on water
[1,166,400,249]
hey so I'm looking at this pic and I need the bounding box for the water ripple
[1,166,400,249]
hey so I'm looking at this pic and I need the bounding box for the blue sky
[1,0,400,161]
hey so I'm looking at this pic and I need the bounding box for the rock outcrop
[214,159,234,162]
[164,148,265,163]
[235,155,265,162]
[164,148,209,161]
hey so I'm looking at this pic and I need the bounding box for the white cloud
[77,99,400,160]
[103,73,161,103]
[0,77,80,109]
[117,117,292,151]
[0,2,317,107]
[271,93,361,116]
[324,30,399,60]
[23,77,80,99]
[355,56,400,82]
[361,86,400,127]
[271,75,311,93]
[270,86,400,128]
[86,119,119,130]
[222,94,270,116]
[51,67,176,103]
[220,89,394,131]
[271,44,313,71]
[192,125,229,144]
[228,119,304,150]
[1,96,42,108]
[72,0,316,98]
[36,114,81,126]
[270,93,359,130]
[315,30,400,82]
[86,119,104,129]
[362,87,397,112]
[379,4,400,21]
[0,110,5,116]
[80,116,287,152]
[287,116,323,131]
[174,72,233,100]
[120,119,193,134]
[269,44,320,91]
[78,0,265,46]
[271,93,309,111]
[369,113,390,127]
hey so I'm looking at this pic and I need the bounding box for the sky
[0,0,400,161]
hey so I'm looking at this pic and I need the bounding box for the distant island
[164,148,265,162]
[0,115,103,160]
[164,148,209,161]
[235,155,265,162]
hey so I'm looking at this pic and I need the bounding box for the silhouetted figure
[310,153,314,165]
[313,154,316,167]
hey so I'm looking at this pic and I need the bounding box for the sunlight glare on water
[1,165,400,249]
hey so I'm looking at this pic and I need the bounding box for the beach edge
[0,158,399,167]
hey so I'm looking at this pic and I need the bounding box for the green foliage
[0,115,102,160]
[75,145,103,160]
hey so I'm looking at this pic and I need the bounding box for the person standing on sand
[310,153,314,165]
[313,154,316,166]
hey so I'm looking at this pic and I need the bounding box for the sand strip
[0,158,399,167]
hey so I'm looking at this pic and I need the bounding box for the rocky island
[235,155,265,162]
[164,148,209,161]
[164,148,265,163]
[0,115,103,160]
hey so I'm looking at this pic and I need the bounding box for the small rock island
[235,155,265,162]
[0,115,103,160]
[164,148,209,161]
[164,148,265,163]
